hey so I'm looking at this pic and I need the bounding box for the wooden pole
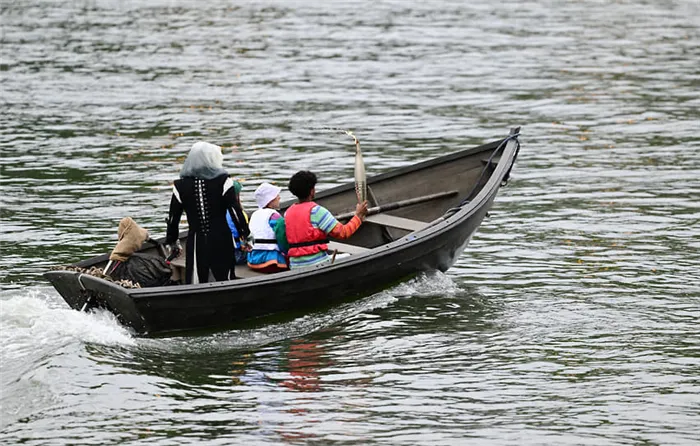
[335,190,458,221]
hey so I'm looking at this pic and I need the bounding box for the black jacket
[166,174,249,284]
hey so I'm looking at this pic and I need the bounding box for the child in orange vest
[284,171,368,269]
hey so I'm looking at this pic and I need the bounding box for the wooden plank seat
[170,241,373,277]
[236,265,267,279]
[364,214,429,232]
[327,241,370,255]
[168,255,267,280]
[169,256,185,269]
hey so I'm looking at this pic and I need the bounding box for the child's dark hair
[288,170,317,200]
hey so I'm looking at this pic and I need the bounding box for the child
[247,182,289,273]
[226,180,249,265]
[284,170,367,269]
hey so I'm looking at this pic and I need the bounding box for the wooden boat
[44,127,522,335]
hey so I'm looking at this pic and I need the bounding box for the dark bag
[109,253,173,287]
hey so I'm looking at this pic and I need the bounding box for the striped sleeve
[329,215,362,239]
[310,205,340,234]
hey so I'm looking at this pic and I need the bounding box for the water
[1,0,699,444]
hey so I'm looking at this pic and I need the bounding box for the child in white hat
[246,182,289,273]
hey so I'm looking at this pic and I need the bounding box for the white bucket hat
[254,182,282,209]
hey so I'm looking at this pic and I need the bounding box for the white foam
[0,274,459,359]
[0,287,136,363]
[388,271,460,298]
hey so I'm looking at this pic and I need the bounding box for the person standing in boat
[246,182,289,273]
[165,141,249,284]
[284,170,368,269]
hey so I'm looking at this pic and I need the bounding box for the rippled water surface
[2,0,699,444]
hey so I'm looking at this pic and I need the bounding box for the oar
[334,190,458,221]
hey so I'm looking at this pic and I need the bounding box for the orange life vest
[284,202,329,257]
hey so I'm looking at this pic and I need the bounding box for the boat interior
[172,186,448,280]
[172,142,500,281]
[79,140,504,284]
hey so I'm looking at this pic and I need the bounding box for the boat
[44,127,522,335]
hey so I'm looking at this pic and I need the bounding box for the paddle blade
[344,130,366,203]
[354,142,366,203]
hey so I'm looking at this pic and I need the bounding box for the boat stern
[43,270,149,334]
[44,271,90,310]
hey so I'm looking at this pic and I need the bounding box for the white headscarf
[179,141,227,180]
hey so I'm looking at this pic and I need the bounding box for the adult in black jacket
[165,141,249,284]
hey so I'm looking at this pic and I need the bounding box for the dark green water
[1,1,699,444]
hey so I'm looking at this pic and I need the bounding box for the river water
[1,0,699,444]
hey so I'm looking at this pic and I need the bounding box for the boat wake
[140,272,463,353]
[0,274,464,430]
[0,286,137,430]
[138,289,402,353]
[138,272,460,352]
[388,270,461,298]
[0,286,136,361]
[1,272,459,359]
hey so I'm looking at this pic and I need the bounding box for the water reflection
[280,340,324,394]
[45,275,492,441]
[81,333,331,442]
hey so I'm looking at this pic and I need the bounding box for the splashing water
[0,287,136,362]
